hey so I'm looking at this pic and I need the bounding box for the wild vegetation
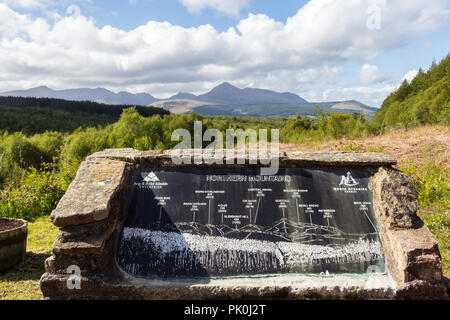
[0,96,169,134]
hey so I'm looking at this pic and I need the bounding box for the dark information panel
[117,168,385,278]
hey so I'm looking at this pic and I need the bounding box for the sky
[0,0,449,107]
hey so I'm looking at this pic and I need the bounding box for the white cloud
[321,85,397,107]
[321,68,424,107]
[2,0,50,10]
[2,0,91,11]
[359,64,389,85]
[0,0,448,106]
[180,0,249,16]
[402,69,419,82]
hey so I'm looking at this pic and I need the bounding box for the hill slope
[373,54,450,128]
[189,101,376,118]
[0,96,169,134]
[196,82,308,105]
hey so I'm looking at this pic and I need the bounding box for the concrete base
[41,271,401,300]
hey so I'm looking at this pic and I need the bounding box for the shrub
[0,131,65,187]
[0,166,67,221]
[421,212,450,234]
[399,159,450,208]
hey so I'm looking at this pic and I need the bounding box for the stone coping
[87,148,397,167]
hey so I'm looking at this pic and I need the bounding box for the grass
[419,208,450,277]
[398,151,449,278]
[0,216,58,300]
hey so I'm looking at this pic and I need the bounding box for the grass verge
[419,208,450,277]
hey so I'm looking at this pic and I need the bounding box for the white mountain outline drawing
[339,172,359,187]
[143,171,160,183]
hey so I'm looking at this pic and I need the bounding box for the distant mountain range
[185,82,308,105]
[0,82,378,118]
[0,86,159,106]
[154,83,377,117]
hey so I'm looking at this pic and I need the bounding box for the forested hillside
[0,96,169,134]
[373,54,450,129]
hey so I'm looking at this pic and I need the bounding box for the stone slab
[371,167,418,229]
[386,223,443,283]
[53,220,114,255]
[284,151,397,167]
[51,159,128,227]
[88,148,396,167]
[40,272,397,300]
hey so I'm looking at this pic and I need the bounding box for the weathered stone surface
[88,148,396,167]
[51,159,129,227]
[370,166,447,299]
[285,151,397,167]
[45,228,123,277]
[396,280,448,300]
[371,167,418,229]
[382,221,443,283]
[39,272,397,300]
[87,148,163,163]
[445,277,450,297]
[53,219,114,255]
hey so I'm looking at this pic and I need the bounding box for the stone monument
[40,149,448,299]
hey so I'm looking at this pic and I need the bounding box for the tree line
[0,96,169,134]
[372,54,449,130]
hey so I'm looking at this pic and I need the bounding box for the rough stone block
[53,219,115,255]
[371,167,418,229]
[51,159,128,227]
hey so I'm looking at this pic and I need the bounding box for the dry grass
[282,125,449,169]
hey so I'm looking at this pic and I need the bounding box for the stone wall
[40,149,448,299]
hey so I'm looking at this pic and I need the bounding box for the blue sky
[0,0,449,107]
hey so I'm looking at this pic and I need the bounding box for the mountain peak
[197,82,307,105]
[217,82,235,88]
[211,82,239,91]
[169,92,198,100]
